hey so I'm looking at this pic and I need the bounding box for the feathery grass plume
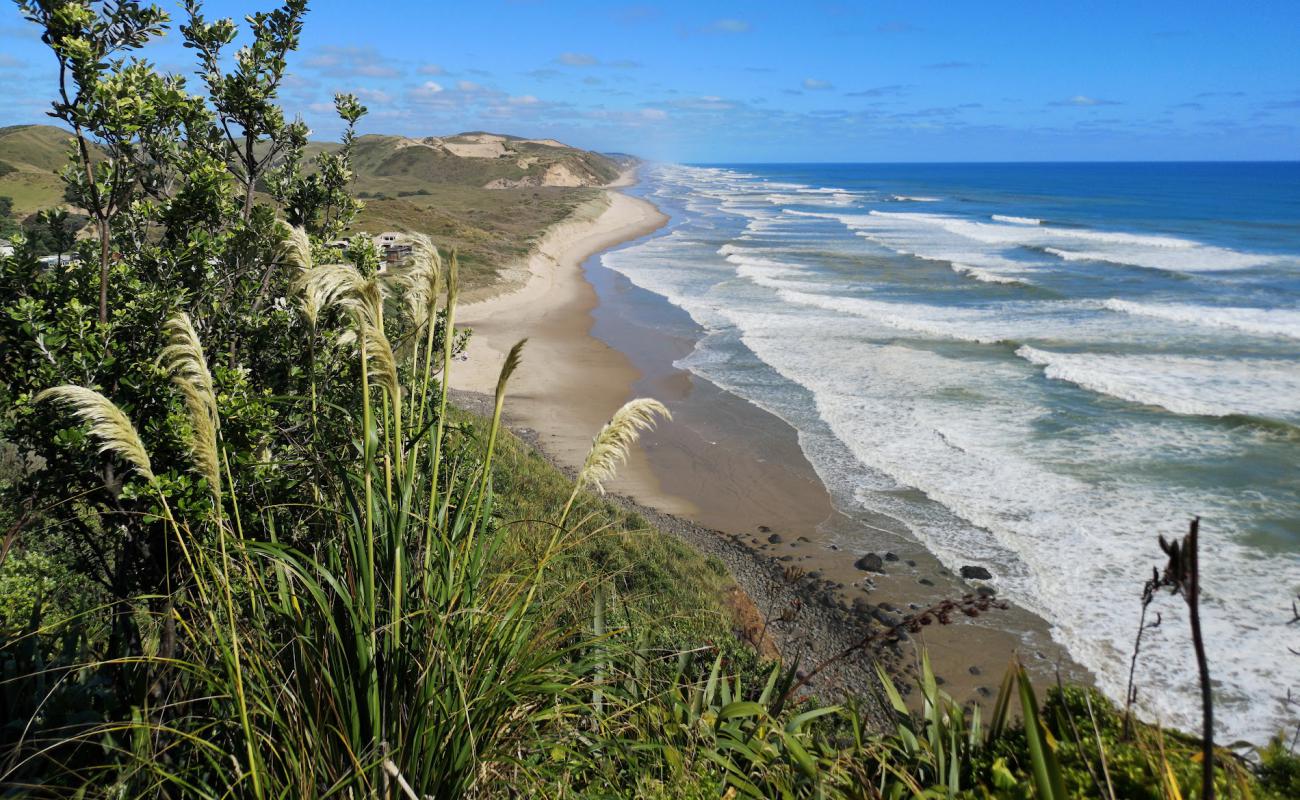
[362,321,402,409]
[278,224,319,323]
[576,399,670,495]
[297,261,385,332]
[402,233,442,330]
[495,338,527,401]
[278,223,314,273]
[560,398,670,525]
[159,313,221,499]
[469,338,527,537]
[35,386,155,482]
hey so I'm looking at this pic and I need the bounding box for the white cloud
[508,94,540,105]
[641,108,668,120]
[413,81,444,97]
[304,45,401,79]
[354,87,393,105]
[457,80,482,91]
[419,63,445,76]
[803,78,834,90]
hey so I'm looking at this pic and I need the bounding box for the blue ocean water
[604,162,1300,743]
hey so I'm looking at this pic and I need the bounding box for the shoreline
[451,171,1091,708]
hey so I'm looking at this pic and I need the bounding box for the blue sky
[2,1,1298,162]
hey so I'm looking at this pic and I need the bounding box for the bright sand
[450,186,682,507]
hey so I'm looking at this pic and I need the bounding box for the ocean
[602,161,1300,744]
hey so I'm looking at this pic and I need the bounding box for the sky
[2,0,1298,162]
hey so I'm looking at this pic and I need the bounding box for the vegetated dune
[311,130,626,192]
[326,132,635,289]
[0,124,635,290]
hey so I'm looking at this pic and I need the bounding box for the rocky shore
[449,389,1025,725]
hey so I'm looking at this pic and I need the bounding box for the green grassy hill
[0,125,74,216]
[318,132,630,289]
[0,125,631,289]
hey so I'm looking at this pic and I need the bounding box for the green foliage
[1257,734,1300,796]
[0,195,18,237]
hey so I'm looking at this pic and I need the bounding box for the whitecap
[1103,299,1300,340]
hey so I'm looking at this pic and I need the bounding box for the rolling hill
[1,125,634,288]
[0,125,74,217]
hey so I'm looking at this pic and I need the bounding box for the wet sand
[452,174,1092,707]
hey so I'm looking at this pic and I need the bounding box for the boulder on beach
[960,565,993,580]
[854,553,885,572]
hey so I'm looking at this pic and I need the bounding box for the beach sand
[451,174,1091,707]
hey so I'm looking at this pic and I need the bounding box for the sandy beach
[452,173,1091,706]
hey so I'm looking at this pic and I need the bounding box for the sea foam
[1015,345,1300,422]
[1103,298,1300,340]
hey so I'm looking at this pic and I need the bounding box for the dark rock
[828,543,839,551]
[854,553,885,573]
[797,536,811,543]
[968,665,982,676]
[779,555,794,562]
[758,525,772,533]
[768,533,784,544]
[976,586,997,597]
[878,602,895,611]
[884,551,899,561]
[872,609,901,627]
[905,559,917,567]
[960,565,993,580]
[977,686,992,698]
[918,578,934,586]
[808,570,823,580]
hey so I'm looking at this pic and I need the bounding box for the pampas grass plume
[35,386,156,482]
[160,313,221,498]
[576,398,670,495]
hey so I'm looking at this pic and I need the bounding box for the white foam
[1103,299,1300,340]
[1016,345,1300,421]
[890,194,941,202]
[952,263,1032,285]
[765,192,857,208]
[776,291,1011,344]
[714,307,1300,745]
[992,214,1043,225]
[803,209,1278,274]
